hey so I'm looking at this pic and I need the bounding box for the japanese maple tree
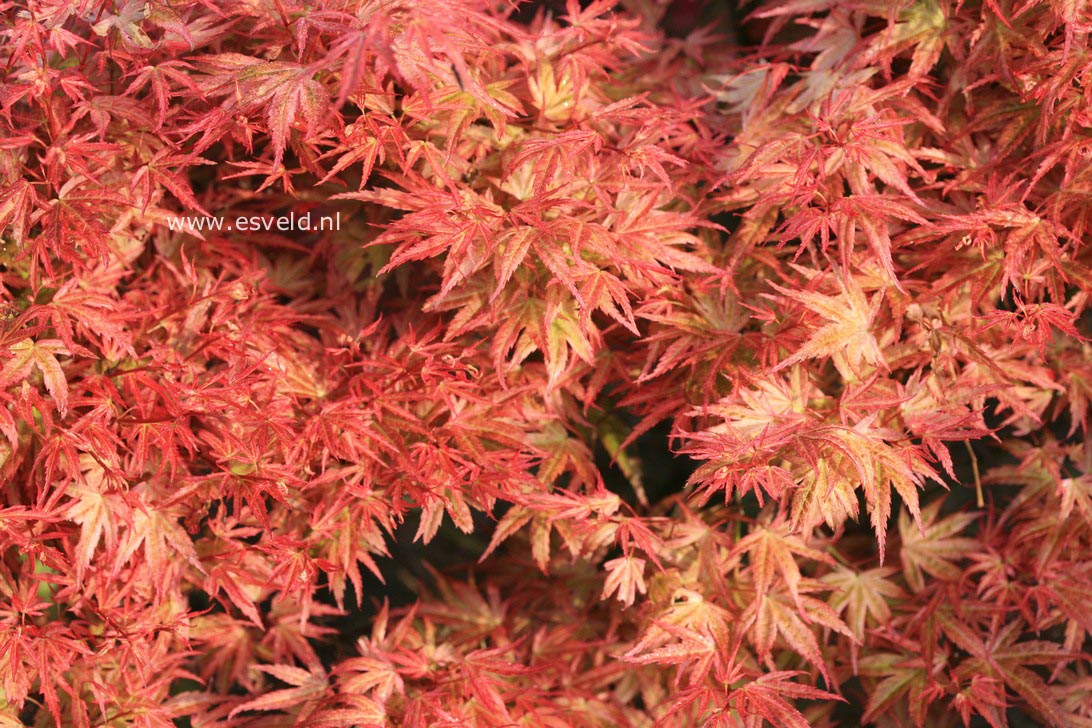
[1,0,1091,725]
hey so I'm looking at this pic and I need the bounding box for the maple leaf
[90,0,154,49]
[979,299,1084,358]
[731,522,834,609]
[123,59,201,129]
[0,338,69,417]
[823,565,905,669]
[35,277,134,358]
[64,455,123,579]
[115,486,203,593]
[730,671,845,728]
[771,274,887,378]
[0,179,36,246]
[307,696,387,727]
[228,664,330,720]
[195,54,332,168]
[953,674,1009,728]
[623,589,732,683]
[899,499,979,592]
[131,150,213,214]
[601,555,647,608]
[827,419,938,559]
[939,614,1077,728]
[859,648,943,726]
[749,590,856,680]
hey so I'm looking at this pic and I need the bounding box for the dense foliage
[2,0,1092,725]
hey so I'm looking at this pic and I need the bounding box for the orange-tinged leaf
[771,276,886,377]
[824,565,905,669]
[228,664,329,719]
[859,652,935,724]
[731,523,834,608]
[831,420,938,559]
[602,555,647,607]
[0,338,69,416]
[64,456,121,578]
[731,671,844,728]
[899,500,979,592]
[823,565,903,640]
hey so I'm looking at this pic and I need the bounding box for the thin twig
[965,440,983,508]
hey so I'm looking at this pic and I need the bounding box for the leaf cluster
[1,0,1091,726]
